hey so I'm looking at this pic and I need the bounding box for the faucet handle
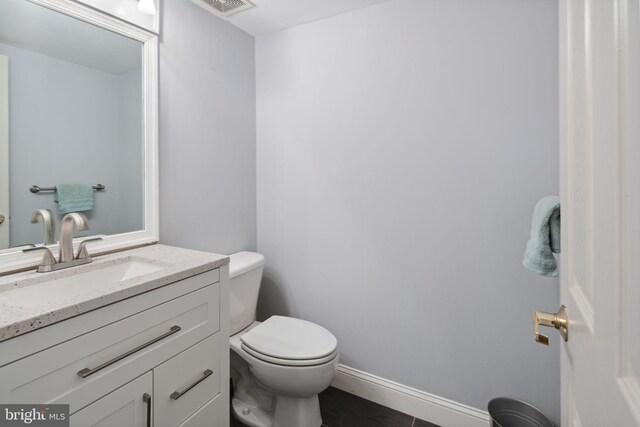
[75,237,103,260]
[23,246,57,272]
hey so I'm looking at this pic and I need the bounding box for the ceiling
[195,0,393,37]
[0,0,141,74]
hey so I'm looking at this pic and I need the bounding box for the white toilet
[228,251,339,427]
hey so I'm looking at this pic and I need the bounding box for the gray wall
[1,43,143,247]
[158,0,256,254]
[255,0,560,422]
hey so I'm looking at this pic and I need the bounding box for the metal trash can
[488,398,554,427]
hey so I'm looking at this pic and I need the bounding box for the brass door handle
[533,305,568,345]
[0,213,5,225]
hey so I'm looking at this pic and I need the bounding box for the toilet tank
[229,251,265,336]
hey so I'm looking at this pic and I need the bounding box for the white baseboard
[331,364,491,427]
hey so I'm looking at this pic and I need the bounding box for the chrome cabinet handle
[77,325,181,378]
[143,393,151,427]
[170,369,213,400]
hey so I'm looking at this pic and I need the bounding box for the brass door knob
[533,305,568,345]
[0,213,5,225]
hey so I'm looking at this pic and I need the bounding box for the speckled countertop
[0,244,229,342]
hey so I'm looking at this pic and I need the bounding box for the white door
[70,372,152,427]
[0,54,8,248]
[559,0,640,425]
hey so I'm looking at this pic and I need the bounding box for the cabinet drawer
[0,284,219,414]
[154,334,222,427]
[0,269,220,367]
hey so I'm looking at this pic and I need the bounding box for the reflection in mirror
[0,0,144,250]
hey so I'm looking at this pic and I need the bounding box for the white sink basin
[0,256,170,309]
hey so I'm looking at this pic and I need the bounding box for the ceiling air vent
[191,0,256,17]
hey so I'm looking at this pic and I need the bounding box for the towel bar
[30,184,105,194]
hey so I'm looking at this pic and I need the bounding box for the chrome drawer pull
[77,325,182,378]
[143,393,152,427]
[170,369,213,400]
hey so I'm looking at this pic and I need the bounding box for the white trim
[0,0,159,274]
[0,55,8,249]
[331,365,490,427]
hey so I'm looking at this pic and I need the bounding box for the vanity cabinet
[0,265,229,427]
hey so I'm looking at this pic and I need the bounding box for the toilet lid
[240,316,337,361]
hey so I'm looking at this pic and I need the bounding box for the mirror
[0,0,158,270]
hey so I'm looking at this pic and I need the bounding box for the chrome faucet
[30,209,56,246]
[59,212,89,262]
[23,212,102,273]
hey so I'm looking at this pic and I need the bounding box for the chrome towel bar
[30,184,105,193]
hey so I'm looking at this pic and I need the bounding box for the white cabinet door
[560,0,640,424]
[70,372,152,427]
[154,335,221,427]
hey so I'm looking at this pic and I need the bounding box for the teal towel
[55,184,94,214]
[523,196,561,277]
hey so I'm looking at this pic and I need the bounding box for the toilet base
[274,394,322,427]
[232,394,322,427]
[232,396,271,427]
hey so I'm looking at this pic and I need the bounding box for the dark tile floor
[231,386,441,427]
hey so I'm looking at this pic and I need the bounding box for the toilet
[228,251,339,427]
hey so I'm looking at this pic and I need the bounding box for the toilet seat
[241,344,338,366]
[240,316,338,367]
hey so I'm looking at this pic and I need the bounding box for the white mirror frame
[0,0,159,274]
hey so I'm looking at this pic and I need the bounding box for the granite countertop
[0,244,229,342]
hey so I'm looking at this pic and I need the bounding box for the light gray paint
[256,0,559,422]
[2,43,143,247]
[159,0,256,254]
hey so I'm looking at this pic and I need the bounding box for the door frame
[0,54,9,249]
